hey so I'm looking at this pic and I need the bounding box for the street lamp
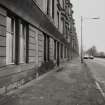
[81,16,83,63]
[80,16,100,63]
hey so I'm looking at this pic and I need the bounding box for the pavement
[1,58,105,105]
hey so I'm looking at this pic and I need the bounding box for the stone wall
[0,7,6,67]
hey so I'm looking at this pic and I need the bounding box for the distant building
[0,0,79,94]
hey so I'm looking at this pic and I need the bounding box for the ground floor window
[66,47,67,58]
[6,16,15,64]
[54,40,57,60]
[19,21,27,63]
[44,34,50,62]
[61,44,63,59]
[64,46,66,58]
[57,42,60,66]
[6,13,29,65]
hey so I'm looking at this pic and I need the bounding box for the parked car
[83,55,89,59]
[89,56,94,59]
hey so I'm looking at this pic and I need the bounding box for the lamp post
[81,16,83,63]
[80,16,100,63]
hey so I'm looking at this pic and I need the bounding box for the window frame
[44,34,50,62]
[6,12,29,65]
[19,21,27,64]
[6,15,16,65]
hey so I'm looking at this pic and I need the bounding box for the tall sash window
[6,16,15,64]
[19,22,26,63]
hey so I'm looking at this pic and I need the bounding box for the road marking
[95,81,105,98]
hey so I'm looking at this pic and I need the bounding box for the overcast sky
[71,0,105,52]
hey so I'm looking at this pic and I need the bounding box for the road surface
[86,58,105,82]
[86,58,105,95]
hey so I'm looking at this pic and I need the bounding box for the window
[69,8,71,15]
[19,22,27,63]
[43,0,48,13]
[52,0,55,19]
[47,36,50,61]
[54,40,56,59]
[59,0,63,8]
[6,16,15,64]
[57,12,59,29]
[61,44,63,59]
[63,0,65,9]
[64,46,66,58]
[66,48,68,58]
[6,12,29,65]
[47,0,54,17]
[44,34,46,61]
[65,24,68,39]
[60,19,63,34]
[47,0,50,15]
[44,35,50,61]
[63,20,65,34]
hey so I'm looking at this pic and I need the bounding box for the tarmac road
[85,58,105,97]
[86,58,105,82]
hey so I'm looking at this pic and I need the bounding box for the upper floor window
[57,12,59,29]
[63,0,65,9]
[47,0,50,15]
[52,0,55,19]
[59,0,64,8]
[65,25,68,39]
[60,19,64,34]
[69,8,71,15]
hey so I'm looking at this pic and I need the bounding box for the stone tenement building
[0,0,79,94]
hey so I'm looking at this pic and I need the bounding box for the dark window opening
[44,34,50,62]
[57,12,59,29]
[47,0,50,15]
[54,40,56,59]
[61,44,63,59]
[64,47,65,58]
[52,0,55,19]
